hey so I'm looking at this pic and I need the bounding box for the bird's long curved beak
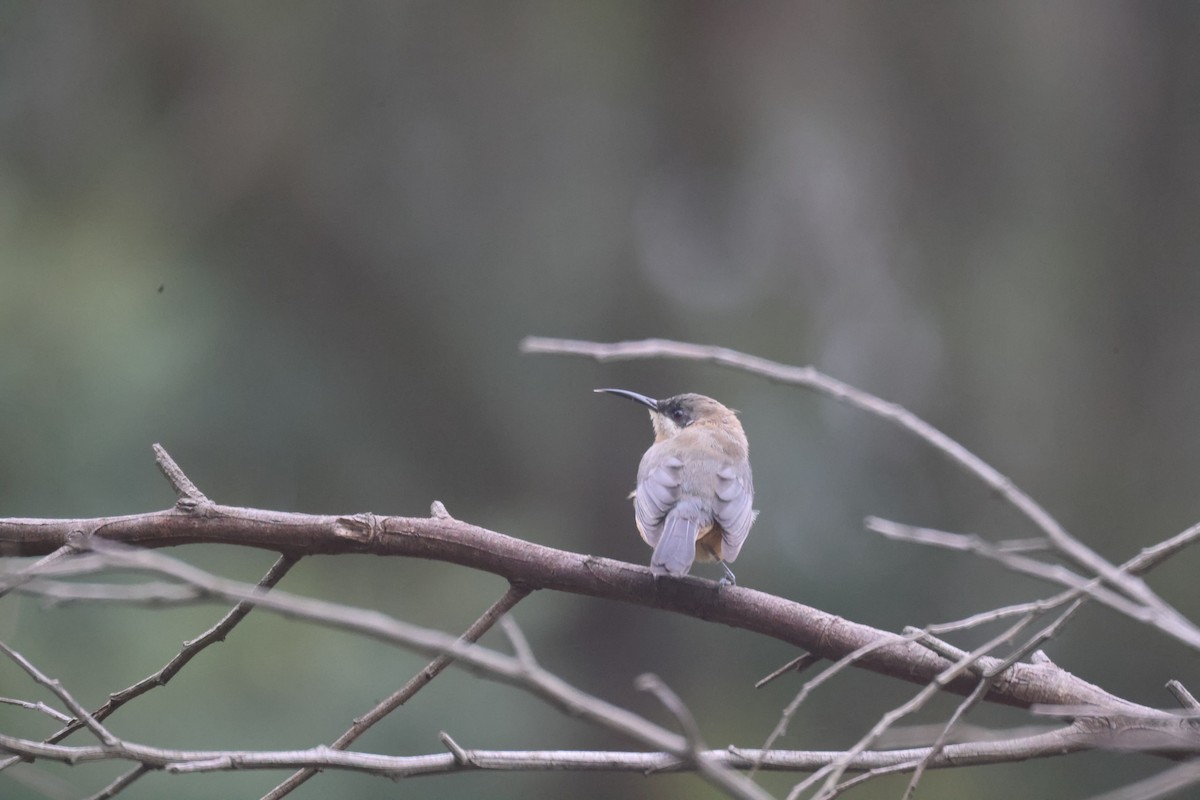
[594,388,659,410]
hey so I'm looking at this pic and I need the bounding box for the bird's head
[595,389,739,442]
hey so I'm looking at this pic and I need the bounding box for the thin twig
[1082,761,1200,800]
[18,578,202,605]
[152,443,208,504]
[0,696,73,724]
[262,583,532,799]
[636,674,710,754]
[756,653,820,689]
[867,517,1149,621]
[0,543,84,600]
[799,613,1043,800]
[439,731,477,767]
[1167,680,1200,711]
[813,597,1092,799]
[753,579,1144,784]
[73,544,773,800]
[0,726,1113,777]
[99,554,299,722]
[875,721,1053,748]
[57,544,691,752]
[500,615,539,669]
[879,599,1092,800]
[633,675,775,800]
[0,552,301,774]
[83,764,152,800]
[0,641,118,746]
[925,592,1079,636]
[920,516,1200,648]
[901,675,992,798]
[753,629,930,775]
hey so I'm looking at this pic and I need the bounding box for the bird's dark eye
[672,409,688,424]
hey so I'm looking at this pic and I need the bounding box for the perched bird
[596,388,756,583]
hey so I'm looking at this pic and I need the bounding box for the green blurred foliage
[2,2,1200,798]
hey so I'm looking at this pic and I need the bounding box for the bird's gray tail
[651,513,700,577]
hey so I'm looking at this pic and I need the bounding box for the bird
[595,388,756,584]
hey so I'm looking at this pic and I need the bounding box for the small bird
[596,388,756,583]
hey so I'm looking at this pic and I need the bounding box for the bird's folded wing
[714,464,755,561]
[634,454,683,545]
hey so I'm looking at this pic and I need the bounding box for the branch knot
[334,513,380,544]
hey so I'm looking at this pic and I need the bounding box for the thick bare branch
[0,503,1153,713]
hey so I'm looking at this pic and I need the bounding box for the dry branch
[0,501,1149,714]
[0,726,1109,778]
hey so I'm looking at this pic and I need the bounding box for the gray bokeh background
[2,3,1199,798]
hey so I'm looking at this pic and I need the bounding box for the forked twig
[262,583,532,799]
[1,553,301,769]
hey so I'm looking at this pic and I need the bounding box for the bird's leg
[702,543,737,586]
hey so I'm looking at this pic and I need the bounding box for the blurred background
[2,2,1199,798]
